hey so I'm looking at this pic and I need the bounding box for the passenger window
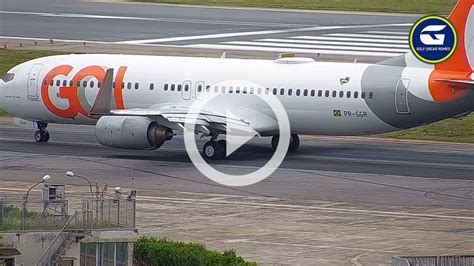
[113,82,116,89]
[332,91,337,98]
[257,87,262,94]
[243,87,247,94]
[318,90,322,97]
[135,83,139,90]
[127,82,131,90]
[50,80,54,86]
[325,90,330,97]
[265,88,270,95]
[236,87,240,94]
[83,81,87,88]
[43,79,47,86]
[164,84,168,91]
[250,87,254,94]
[369,92,374,99]
[56,80,61,87]
[121,82,125,89]
[214,86,219,93]
[171,84,175,91]
[197,85,203,92]
[177,84,182,92]
[280,88,284,95]
[288,89,292,96]
[222,86,226,93]
[339,91,344,98]
[62,80,67,86]
[311,90,315,97]
[304,89,308,96]
[98,82,101,88]
[229,86,233,93]
[2,73,15,82]
[347,91,351,98]
[354,91,359,98]
[296,89,301,96]
[273,88,278,95]
[184,84,189,92]
[206,85,211,92]
[361,92,366,99]
[90,81,95,88]
[150,83,154,90]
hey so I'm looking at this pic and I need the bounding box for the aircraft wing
[110,105,256,136]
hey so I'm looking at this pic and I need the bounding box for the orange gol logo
[41,65,127,119]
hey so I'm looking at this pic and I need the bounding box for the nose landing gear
[34,122,49,143]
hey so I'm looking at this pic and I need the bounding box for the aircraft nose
[0,80,5,111]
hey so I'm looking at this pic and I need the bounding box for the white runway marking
[119,23,412,44]
[184,44,405,57]
[328,33,408,39]
[0,10,308,28]
[258,38,409,48]
[225,41,410,53]
[293,36,407,44]
[365,30,409,35]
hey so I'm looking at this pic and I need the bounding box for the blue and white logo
[409,16,457,64]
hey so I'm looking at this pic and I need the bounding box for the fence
[392,256,474,266]
[0,193,136,232]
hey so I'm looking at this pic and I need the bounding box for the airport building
[0,183,138,266]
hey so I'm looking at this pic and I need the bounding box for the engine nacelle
[95,116,173,150]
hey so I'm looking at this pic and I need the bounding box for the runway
[0,122,472,208]
[0,0,418,61]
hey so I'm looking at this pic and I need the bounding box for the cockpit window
[2,73,14,83]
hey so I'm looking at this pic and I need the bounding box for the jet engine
[95,116,173,149]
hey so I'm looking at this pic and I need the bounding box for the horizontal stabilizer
[435,79,474,90]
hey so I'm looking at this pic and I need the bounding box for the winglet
[90,68,115,116]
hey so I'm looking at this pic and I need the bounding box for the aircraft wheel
[34,130,50,143]
[271,134,300,152]
[202,140,224,160]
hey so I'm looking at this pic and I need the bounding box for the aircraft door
[27,63,43,100]
[182,80,192,100]
[395,79,410,114]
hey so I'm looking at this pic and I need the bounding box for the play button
[225,110,258,157]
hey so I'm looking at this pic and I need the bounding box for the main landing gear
[202,139,227,160]
[271,134,300,152]
[34,122,50,143]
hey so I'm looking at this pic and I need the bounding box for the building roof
[0,248,21,256]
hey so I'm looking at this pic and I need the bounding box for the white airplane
[0,0,473,160]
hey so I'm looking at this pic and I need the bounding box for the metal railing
[35,212,78,266]
[0,194,136,232]
[392,256,474,266]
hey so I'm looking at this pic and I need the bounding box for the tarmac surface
[0,122,473,265]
